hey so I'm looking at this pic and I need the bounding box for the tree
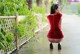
[36,0,42,7]
[45,0,49,13]
[27,0,32,10]
[51,0,54,5]
[58,0,62,11]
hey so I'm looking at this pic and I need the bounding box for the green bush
[0,0,28,16]
[0,19,14,51]
[17,12,38,38]
[32,6,47,23]
[32,6,45,14]
[0,28,14,51]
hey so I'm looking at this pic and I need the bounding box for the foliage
[42,16,47,23]
[77,3,80,14]
[0,0,28,16]
[0,28,14,51]
[15,11,38,38]
[32,5,46,23]
[62,0,70,5]
[32,6,45,14]
[26,12,38,37]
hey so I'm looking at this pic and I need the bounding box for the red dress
[47,13,64,43]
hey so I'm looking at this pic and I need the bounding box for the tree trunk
[36,0,42,7]
[45,0,49,13]
[58,0,62,11]
[27,0,32,10]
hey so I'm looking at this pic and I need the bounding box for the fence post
[0,24,1,33]
[15,13,19,50]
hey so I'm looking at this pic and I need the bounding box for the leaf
[0,42,6,50]
[6,32,14,42]
[1,28,6,35]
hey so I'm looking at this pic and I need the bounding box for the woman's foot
[50,43,53,50]
[58,43,61,50]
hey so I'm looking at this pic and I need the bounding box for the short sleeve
[58,13,62,17]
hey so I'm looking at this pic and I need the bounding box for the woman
[47,4,64,50]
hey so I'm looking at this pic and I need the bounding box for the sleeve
[58,13,62,18]
[47,15,53,27]
[47,15,50,19]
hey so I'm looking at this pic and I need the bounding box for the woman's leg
[58,43,61,50]
[50,42,53,49]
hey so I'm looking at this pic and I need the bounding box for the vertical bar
[15,13,19,50]
[45,0,49,13]
[0,24,1,33]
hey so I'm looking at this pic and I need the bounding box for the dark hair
[50,4,58,14]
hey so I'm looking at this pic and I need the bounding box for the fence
[0,14,48,54]
[0,15,18,54]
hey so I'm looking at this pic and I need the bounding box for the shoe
[50,43,53,50]
[58,43,61,50]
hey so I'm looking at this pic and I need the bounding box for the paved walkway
[12,14,80,54]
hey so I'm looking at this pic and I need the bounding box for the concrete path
[12,14,80,54]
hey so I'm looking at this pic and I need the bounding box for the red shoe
[50,43,53,50]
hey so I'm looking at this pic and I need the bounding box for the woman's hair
[50,4,58,14]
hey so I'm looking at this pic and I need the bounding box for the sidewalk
[12,14,80,54]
